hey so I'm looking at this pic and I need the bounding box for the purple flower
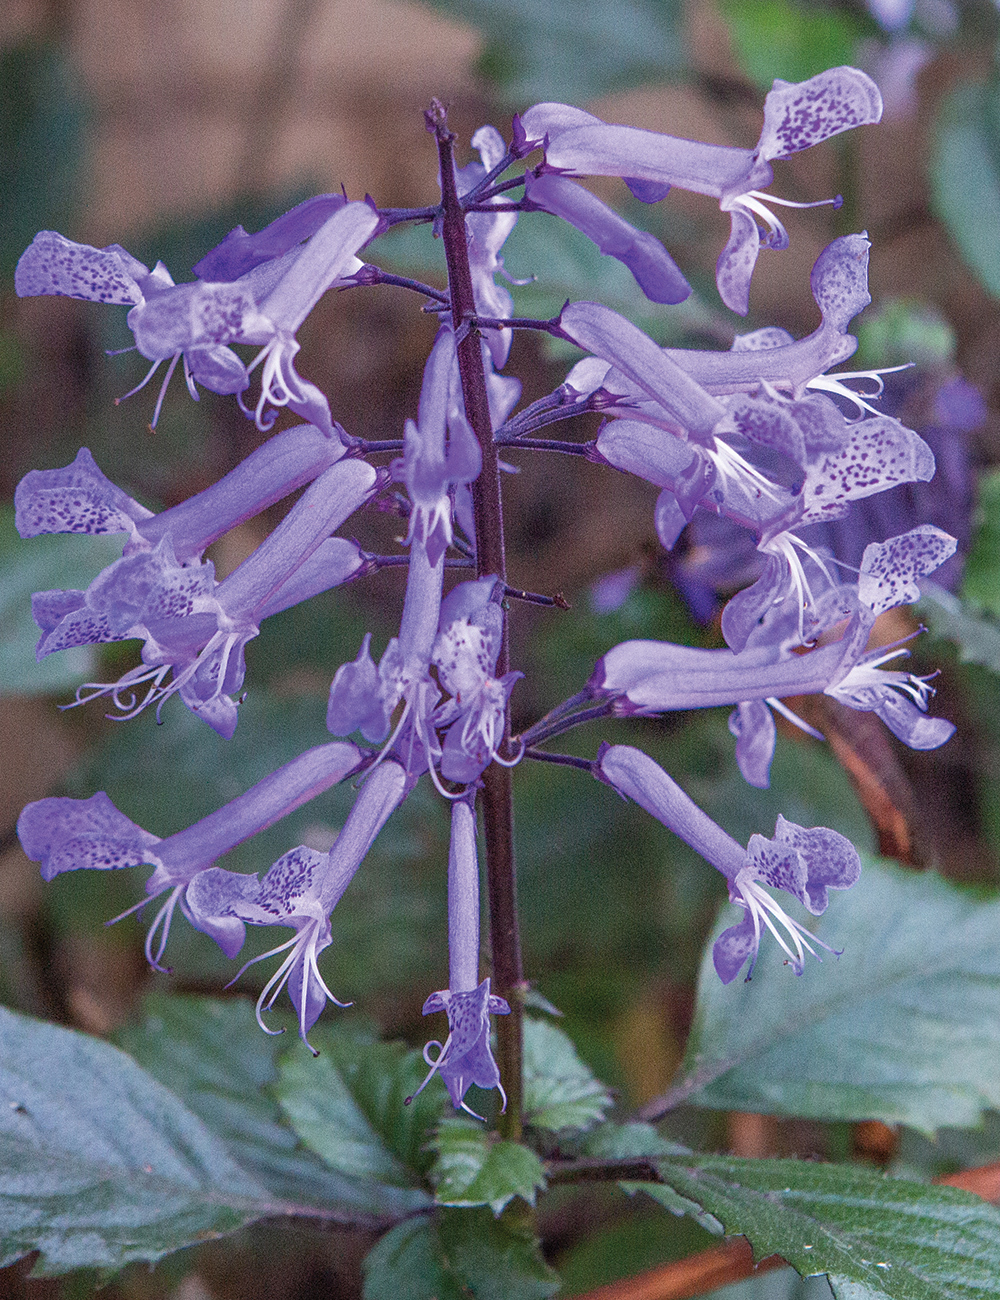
[408,798,510,1118]
[16,741,363,970]
[397,327,481,567]
[457,126,520,367]
[522,68,882,312]
[584,551,956,789]
[16,202,379,435]
[432,577,523,783]
[523,170,691,305]
[15,425,349,561]
[595,744,859,982]
[34,459,375,735]
[186,760,410,1047]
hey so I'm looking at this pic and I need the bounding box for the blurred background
[5,0,1000,1295]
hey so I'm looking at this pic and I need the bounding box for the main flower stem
[430,101,524,1139]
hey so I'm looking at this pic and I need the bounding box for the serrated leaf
[651,1153,1000,1300]
[418,0,683,104]
[522,1018,613,1132]
[117,994,417,1219]
[431,1116,546,1213]
[363,1207,559,1300]
[579,1122,724,1231]
[276,1041,426,1192]
[0,1004,284,1275]
[668,858,1000,1134]
[0,506,123,695]
[932,77,1000,300]
[275,1023,442,1193]
[919,583,1000,673]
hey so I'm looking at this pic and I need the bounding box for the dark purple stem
[429,100,524,1139]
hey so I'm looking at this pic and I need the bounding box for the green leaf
[671,858,1000,1134]
[276,1023,443,1189]
[522,1018,613,1132]
[962,469,1000,617]
[578,1121,724,1230]
[720,0,868,89]
[932,76,1000,300]
[919,582,1000,674]
[430,1116,546,1213]
[364,1208,559,1300]
[117,994,420,1220]
[650,1152,1000,1300]
[0,506,123,695]
[418,0,683,104]
[0,1004,282,1275]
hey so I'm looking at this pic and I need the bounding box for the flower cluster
[14,68,957,1115]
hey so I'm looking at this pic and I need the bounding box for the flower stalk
[430,99,524,1138]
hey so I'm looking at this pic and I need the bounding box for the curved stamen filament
[144,885,184,973]
[706,439,786,503]
[807,364,913,418]
[737,875,839,982]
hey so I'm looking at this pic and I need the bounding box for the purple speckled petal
[17,791,162,882]
[249,846,326,922]
[127,281,271,362]
[15,231,147,304]
[858,525,957,614]
[16,447,155,540]
[800,416,935,524]
[756,67,883,162]
[716,206,761,316]
[712,909,757,984]
[765,814,861,912]
[809,233,871,333]
[420,978,510,1111]
[728,700,777,789]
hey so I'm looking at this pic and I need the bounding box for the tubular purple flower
[16,741,363,970]
[408,797,510,1118]
[15,425,351,565]
[523,171,691,305]
[432,577,523,782]
[457,125,520,368]
[595,743,860,982]
[16,202,380,435]
[560,301,726,440]
[37,458,377,735]
[584,573,954,788]
[185,759,410,1047]
[523,69,882,312]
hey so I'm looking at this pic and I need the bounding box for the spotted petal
[17,791,162,882]
[756,67,883,162]
[858,526,958,615]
